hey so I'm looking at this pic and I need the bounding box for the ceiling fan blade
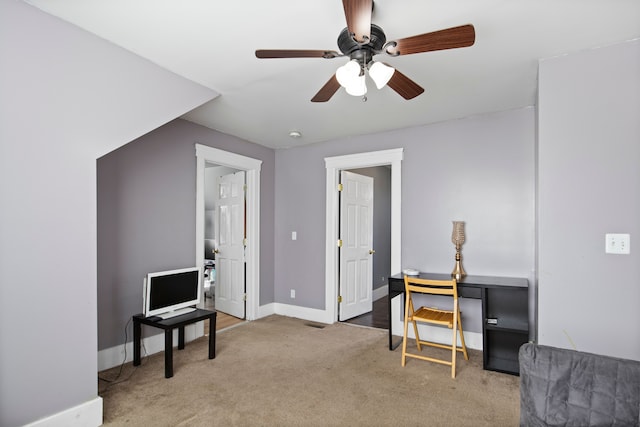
[256,49,341,59]
[342,0,373,43]
[386,68,425,100]
[311,74,341,102]
[386,24,475,56]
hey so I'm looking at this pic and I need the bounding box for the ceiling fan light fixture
[336,59,361,87]
[368,61,395,89]
[336,59,367,96]
[345,74,367,96]
[336,60,367,96]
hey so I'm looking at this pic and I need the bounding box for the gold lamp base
[452,252,466,280]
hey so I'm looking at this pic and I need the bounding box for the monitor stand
[157,307,196,320]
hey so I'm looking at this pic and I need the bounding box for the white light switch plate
[605,233,630,254]
[291,231,297,240]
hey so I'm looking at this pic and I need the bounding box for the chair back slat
[404,276,458,299]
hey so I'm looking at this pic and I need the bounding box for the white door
[339,170,374,321]
[215,171,246,318]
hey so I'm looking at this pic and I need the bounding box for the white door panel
[339,170,374,320]
[215,171,245,318]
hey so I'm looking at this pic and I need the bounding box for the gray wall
[97,119,275,350]
[0,2,216,426]
[349,166,392,292]
[538,39,640,360]
[274,108,536,325]
[3,3,636,426]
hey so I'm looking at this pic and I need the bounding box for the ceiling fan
[255,0,475,102]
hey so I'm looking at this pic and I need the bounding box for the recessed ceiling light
[288,130,302,138]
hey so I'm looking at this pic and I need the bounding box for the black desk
[133,308,217,378]
[388,273,529,375]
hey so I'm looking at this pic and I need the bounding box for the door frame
[195,144,262,321]
[325,148,403,323]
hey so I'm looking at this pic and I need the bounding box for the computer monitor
[143,267,201,319]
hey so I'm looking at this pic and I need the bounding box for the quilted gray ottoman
[519,343,640,426]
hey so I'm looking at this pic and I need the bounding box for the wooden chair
[401,275,469,378]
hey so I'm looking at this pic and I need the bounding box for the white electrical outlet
[605,233,630,254]
[290,289,295,298]
[291,231,297,241]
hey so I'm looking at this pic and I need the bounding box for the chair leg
[409,297,421,351]
[457,311,469,360]
[451,318,458,378]
[412,319,421,351]
[401,303,411,367]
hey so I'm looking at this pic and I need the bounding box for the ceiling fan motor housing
[337,24,386,64]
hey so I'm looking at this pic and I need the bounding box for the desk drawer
[458,286,481,299]
[388,278,405,293]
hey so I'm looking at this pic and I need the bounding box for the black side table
[133,308,217,378]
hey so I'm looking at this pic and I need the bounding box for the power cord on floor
[98,317,147,392]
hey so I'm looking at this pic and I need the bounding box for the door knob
[369,249,376,255]
[214,249,219,254]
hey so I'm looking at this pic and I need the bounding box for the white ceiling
[25,0,640,149]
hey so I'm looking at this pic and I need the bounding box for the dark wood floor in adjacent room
[343,297,388,329]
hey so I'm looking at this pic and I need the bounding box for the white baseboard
[272,303,334,324]
[257,302,276,318]
[373,285,388,301]
[399,324,483,351]
[98,322,204,372]
[25,397,103,427]
[268,286,389,325]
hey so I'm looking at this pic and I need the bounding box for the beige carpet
[99,315,520,426]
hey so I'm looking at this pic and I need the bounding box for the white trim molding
[195,144,262,321]
[24,397,103,427]
[372,285,388,302]
[402,324,483,351]
[98,324,201,371]
[273,303,334,324]
[324,148,403,324]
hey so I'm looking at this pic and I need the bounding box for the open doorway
[341,166,392,329]
[195,144,262,321]
[202,163,242,318]
[324,148,403,325]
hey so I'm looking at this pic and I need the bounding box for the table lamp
[451,221,466,280]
